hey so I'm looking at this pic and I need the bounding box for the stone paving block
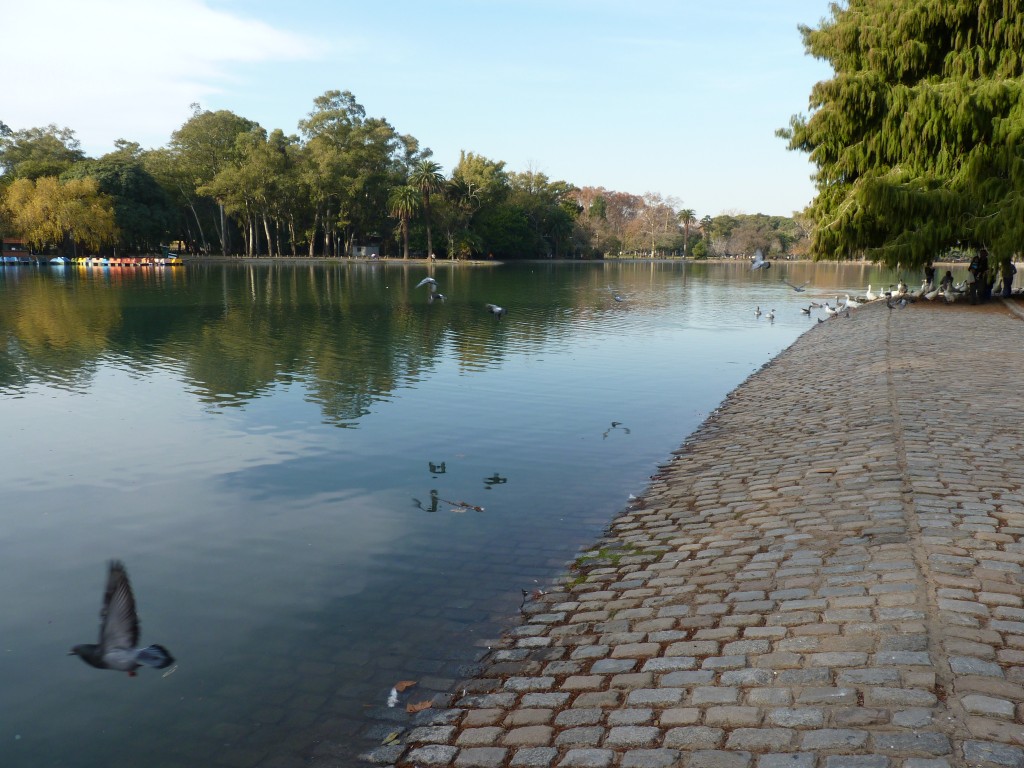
[402,739,459,764]
[455,748,509,768]
[663,726,724,749]
[510,747,559,768]
[557,749,615,768]
[961,740,1024,767]
[756,756,815,768]
[619,749,680,768]
[683,750,752,768]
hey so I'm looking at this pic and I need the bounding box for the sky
[3,0,835,218]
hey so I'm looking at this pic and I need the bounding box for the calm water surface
[0,260,904,766]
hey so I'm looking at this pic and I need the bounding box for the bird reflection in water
[484,472,507,489]
[603,421,631,439]
[428,461,446,477]
[412,489,442,512]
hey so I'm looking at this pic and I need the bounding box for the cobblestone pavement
[364,300,1024,768]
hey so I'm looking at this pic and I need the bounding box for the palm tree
[677,208,697,257]
[388,185,420,259]
[409,160,445,258]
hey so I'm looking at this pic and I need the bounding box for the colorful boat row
[1,255,184,267]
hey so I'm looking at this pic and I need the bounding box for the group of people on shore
[923,249,1016,304]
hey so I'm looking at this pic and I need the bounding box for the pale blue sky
[5,0,834,217]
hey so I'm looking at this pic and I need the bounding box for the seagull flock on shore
[751,276,960,325]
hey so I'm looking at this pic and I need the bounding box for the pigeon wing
[99,560,139,653]
[415,277,436,289]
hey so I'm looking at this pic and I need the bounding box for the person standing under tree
[978,248,991,301]
[1001,256,1017,297]
[924,260,936,288]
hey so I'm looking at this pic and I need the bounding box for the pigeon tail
[136,644,175,669]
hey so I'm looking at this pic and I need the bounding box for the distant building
[352,245,380,259]
[1,238,30,264]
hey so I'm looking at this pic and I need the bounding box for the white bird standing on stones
[844,294,862,309]
[865,285,877,301]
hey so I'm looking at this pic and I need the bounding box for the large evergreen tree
[782,1,1024,265]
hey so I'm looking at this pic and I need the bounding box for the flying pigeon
[751,249,771,270]
[415,277,437,290]
[782,279,809,292]
[70,560,174,676]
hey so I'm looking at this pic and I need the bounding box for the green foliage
[784,0,1024,265]
[0,125,85,181]
[64,146,174,253]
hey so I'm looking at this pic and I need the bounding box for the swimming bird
[782,279,810,292]
[766,309,776,321]
[415,277,438,290]
[428,292,446,303]
[484,303,506,318]
[754,306,762,317]
[70,560,174,676]
[800,305,812,315]
[751,249,771,270]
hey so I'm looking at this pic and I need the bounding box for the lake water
[0,259,908,767]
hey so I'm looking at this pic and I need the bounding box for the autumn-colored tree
[2,176,118,254]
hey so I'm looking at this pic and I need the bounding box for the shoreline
[364,298,1024,767]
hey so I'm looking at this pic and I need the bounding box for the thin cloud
[4,0,326,152]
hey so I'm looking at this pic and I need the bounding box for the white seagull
[415,277,438,290]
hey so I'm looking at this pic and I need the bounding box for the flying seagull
[484,303,506,318]
[782,279,810,292]
[70,560,174,676]
[751,249,771,270]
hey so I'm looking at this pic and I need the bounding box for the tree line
[0,91,808,260]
